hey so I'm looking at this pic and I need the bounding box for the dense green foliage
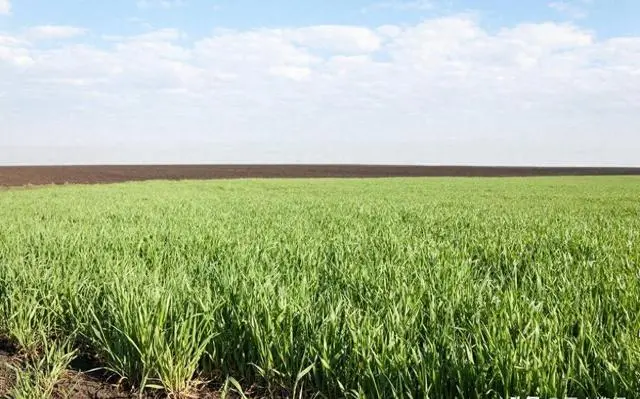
[1,177,639,398]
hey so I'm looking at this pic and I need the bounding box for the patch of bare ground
[0,338,16,397]
[53,372,143,399]
[0,355,140,398]
[0,354,14,398]
[1,164,639,187]
[0,341,223,399]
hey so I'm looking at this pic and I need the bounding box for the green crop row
[0,177,639,398]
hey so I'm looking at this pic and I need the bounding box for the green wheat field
[1,177,639,398]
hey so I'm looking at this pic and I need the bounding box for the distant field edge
[1,164,640,187]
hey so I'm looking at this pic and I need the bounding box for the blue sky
[1,0,639,165]
[5,1,640,38]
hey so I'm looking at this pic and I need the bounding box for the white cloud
[499,23,593,49]
[269,66,312,81]
[0,34,24,46]
[0,34,33,65]
[1,16,639,165]
[136,0,186,9]
[288,26,382,54]
[0,0,10,15]
[26,25,87,40]
[549,0,593,19]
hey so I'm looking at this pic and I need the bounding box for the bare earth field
[1,164,640,186]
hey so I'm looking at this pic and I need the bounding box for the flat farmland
[1,177,639,398]
[2,165,640,187]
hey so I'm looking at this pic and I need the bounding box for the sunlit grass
[0,177,639,398]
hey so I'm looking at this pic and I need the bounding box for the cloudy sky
[1,0,639,165]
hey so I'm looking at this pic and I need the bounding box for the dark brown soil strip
[1,165,639,187]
